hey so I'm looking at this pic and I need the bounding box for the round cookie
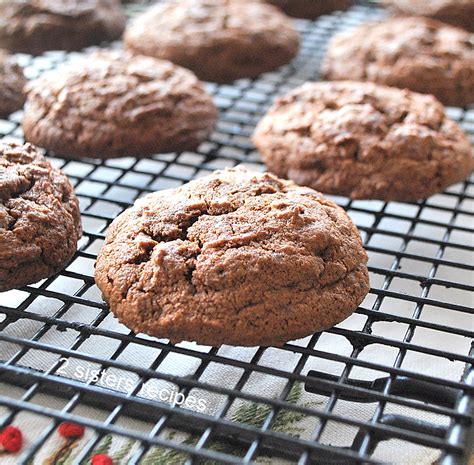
[0,50,27,118]
[0,0,126,55]
[321,17,474,107]
[385,0,474,32]
[0,142,82,292]
[22,50,218,159]
[265,0,353,19]
[253,81,473,201]
[124,0,300,83]
[95,166,369,347]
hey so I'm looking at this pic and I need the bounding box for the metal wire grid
[0,2,473,464]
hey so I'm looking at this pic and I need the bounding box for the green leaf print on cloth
[140,382,317,465]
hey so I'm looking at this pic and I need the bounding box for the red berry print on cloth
[91,453,114,465]
[0,425,23,453]
[58,422,85,439]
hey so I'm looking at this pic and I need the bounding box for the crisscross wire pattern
[0,2,473,464]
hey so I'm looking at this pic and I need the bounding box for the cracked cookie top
[22,50,218,159]
[0,50,26,118]
[385,0,474,32]
[124,0,300,83]
[321,17,474,107]
[95,166,369,347]
[0,0,126,55]
[253,81,473,201]
[0,141,81,291]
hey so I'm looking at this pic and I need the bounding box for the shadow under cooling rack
[0,2,473,465]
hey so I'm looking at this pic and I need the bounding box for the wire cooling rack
[0,2,473,464]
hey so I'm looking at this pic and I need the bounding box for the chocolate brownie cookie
[0,50,27,118]
[0,142,81,292]
[385,0,474,32]
[321,17,474,107]
[253,81,473,201]
[265,0,353,19]
[22,50,217,159]
[124,0,300,83]
[95,167,369,347]
[0,0,126,55]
